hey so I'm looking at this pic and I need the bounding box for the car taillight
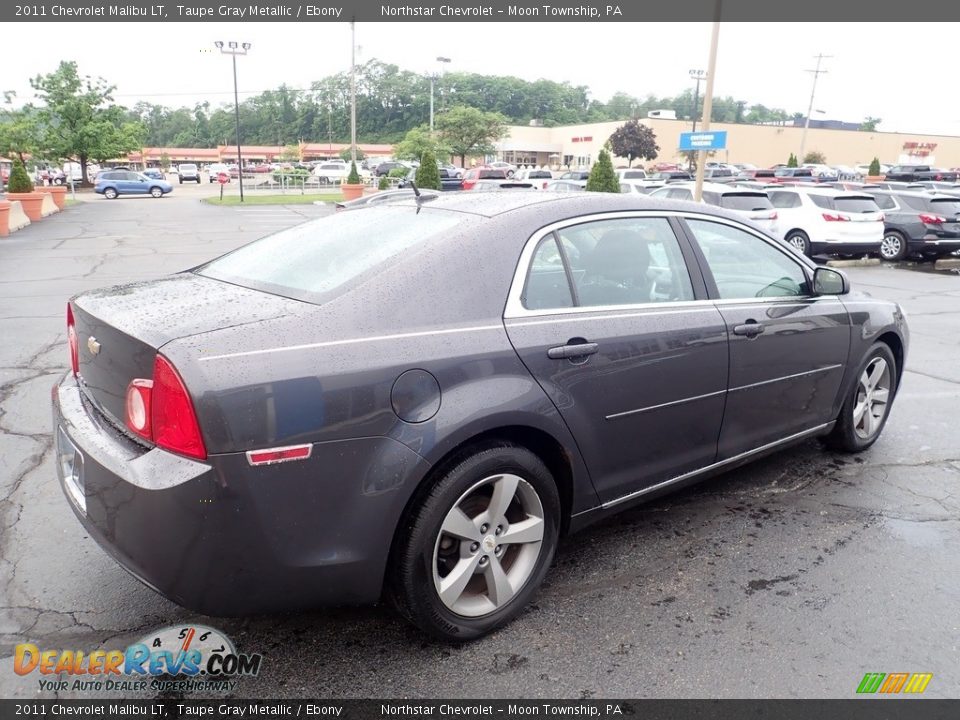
[124,355,207,460]
[66,303,79,376]
[822,213,851,222]
[919,214,945,224]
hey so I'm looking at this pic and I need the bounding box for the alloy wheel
[853,357,891,440]
[432,473,545,617]
[880,234,902,260]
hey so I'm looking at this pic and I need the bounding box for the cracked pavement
[0,193,958,700]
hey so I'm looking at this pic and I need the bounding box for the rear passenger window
[522,237,574,310]
[872,194,896,210]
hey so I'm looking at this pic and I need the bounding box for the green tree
[607,119,659,167]
[860,117,882,132]
[394,126,451,162]
[586,149,619,193]
[346,161,360,184]
[435,105,508,167]
[0,104,44,165]
[803,150,826,164]
[159,151,171,170]
[415,149,441,190]
[868,157,881,176]
[30,61,145,185]
[787,153,798,168]
[378,175,390,190]
[7,158,34,193]
[339,146,365,162]
[280,144,300,162]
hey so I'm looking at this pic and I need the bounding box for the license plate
[57,426,86,514]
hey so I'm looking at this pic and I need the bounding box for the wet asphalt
[0,191,957,700]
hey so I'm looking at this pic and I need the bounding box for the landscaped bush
[347,161,361,184]
[378,176,390,190]
[415,150,441,190]
[585,149,620,193]
[868,157,881,176]
[272,168,310,186]
[389,167,409,179]
[8,160,34,193]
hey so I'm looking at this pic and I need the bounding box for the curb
[934,258,960,270]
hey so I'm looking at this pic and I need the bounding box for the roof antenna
[410,180,421,198]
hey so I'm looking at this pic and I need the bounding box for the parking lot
[1,193,958,699]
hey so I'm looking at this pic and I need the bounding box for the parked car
[772,167,815,183]
[883,165,958,183]
[545,180,587,193]
[514,169,555,189]
[703,167,735,183]
[141,168,165,180]
[177,164,200,184]
[855,163,892,177]
[861,190,960,261]
[374,161,410,177]
[208,163,231,183]
[461,167,509,190]
[94,170,173,199]
[440,163,464,179]
[616,168,648,181]
[649,182,779,236]
[397,168,463,191]
[488,161,516,177]
[470,180,537,191]
[649,171,692,182]
[620,181,664,195]
[736,169,777,182]
[557,170,592,182]
[766,186,884,256]
[54,192,908,641]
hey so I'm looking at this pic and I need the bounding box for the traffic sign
[678,131,728,151]
[217,172,229,184]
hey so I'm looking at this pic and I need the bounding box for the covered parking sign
[678,131,728,151]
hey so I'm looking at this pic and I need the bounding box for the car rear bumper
[53,373,429,615]
[913,236,960,252]
[810,239,881,254]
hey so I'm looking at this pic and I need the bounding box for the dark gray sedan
[53,193,908,641]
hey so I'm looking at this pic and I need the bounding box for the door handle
[732,321,765,337]
[547,341,599,360]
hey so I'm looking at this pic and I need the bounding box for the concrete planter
[5,192,45,222]
[39,185,68,210]
[0,201,10,237]
[0,200,31,237]
[341,183,365,201]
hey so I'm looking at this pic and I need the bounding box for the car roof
[664,181,766,194]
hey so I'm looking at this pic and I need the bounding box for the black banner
[5,0,960,22]
[1,700,959,720]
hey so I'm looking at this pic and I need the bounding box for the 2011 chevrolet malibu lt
[53,193,908,641]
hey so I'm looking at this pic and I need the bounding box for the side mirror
[813,267,849,295]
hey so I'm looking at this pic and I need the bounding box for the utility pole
[799,53,832,164]
[693,3,721,202]
[350,20,357,164]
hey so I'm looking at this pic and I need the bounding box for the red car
[461,167,508,190]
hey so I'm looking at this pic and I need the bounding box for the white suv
[649,182,780,237]
[766,187,884,256]
[177,164,200,184]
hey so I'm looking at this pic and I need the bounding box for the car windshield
[198,207,466,304]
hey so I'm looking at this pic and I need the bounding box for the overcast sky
[6,22,959,136]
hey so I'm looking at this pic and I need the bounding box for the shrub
[787,153,798,168]
[803,150,826,164]
[415,150,441,190]
[389,167,409,179]
[347,161,361,184]
[868,157,881,176]
[272,168,309,186]
[8,159,34,193]
[378,176,390,190]
[585,149,620,193]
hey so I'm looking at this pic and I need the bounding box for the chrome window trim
[504,210,817,320]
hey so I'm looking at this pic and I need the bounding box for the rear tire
[823,342,897,452]
[785,230,811,257]
[389,443,560,642]
[103,187,118,199]
[150,187,163,198]
[879,231,907,262]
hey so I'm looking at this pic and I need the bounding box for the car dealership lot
[1,195,958,698]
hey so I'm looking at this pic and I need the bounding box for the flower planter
[866,175,885,183]
[5,192,45,222]
[39,185,68,210]
[341,183,365,201]
[0,201,10,237]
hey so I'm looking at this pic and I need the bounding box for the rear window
[929,198,960,216]
[479,170,508,179]
[527,171,552,179]
[180,165,197,171]
[808,195,833,209]
[720,193,773,211]
[621,171,646,179]
[198,207,466,304]
[834,197,881,213]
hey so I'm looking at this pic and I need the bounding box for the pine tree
[415,149,441,190]
[7,159,34,193]
[585,149,620,193]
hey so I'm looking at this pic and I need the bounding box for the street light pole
[689,69,707,133]
[215,40,251,202]
[350,21,357,164]
[430,56,452,133]
[693,4,722,203]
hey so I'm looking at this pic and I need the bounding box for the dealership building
[494,117,960,170]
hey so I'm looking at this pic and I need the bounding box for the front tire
[390,443,560,642]
[785,230,811,257]
[879,231,907,262]
[824,342,897,452]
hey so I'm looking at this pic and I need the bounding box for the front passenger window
[686,220,809,299]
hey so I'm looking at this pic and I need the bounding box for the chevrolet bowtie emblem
[87,336,101,355]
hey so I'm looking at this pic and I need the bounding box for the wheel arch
[876,330,905,386]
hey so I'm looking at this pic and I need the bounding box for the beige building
[495,118,960,170]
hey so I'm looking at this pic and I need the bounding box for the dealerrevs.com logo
[14,625,262,693]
